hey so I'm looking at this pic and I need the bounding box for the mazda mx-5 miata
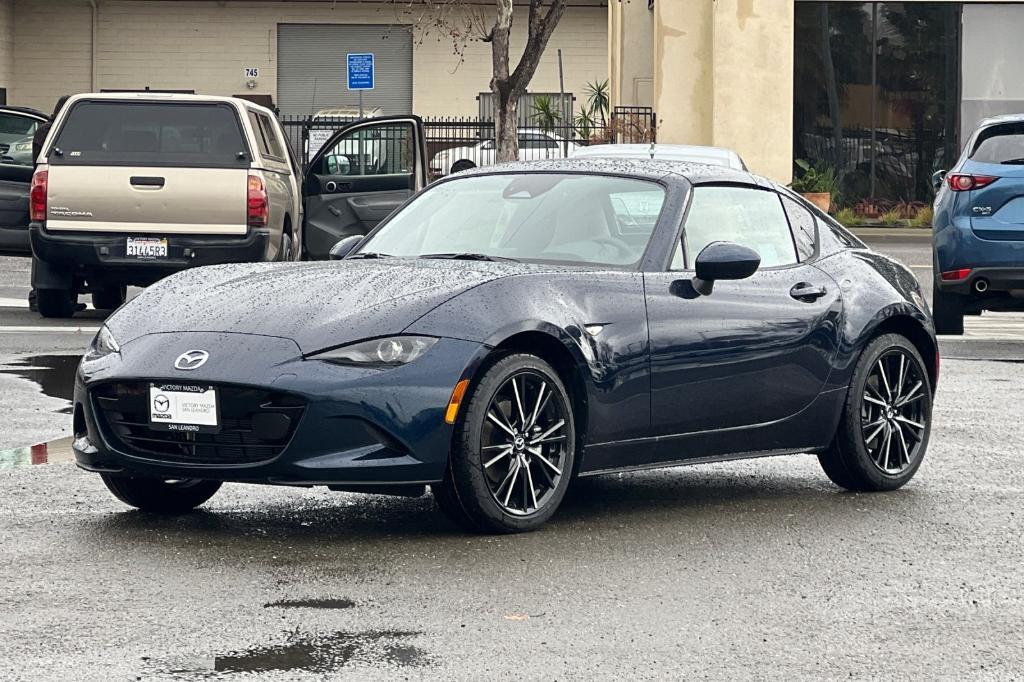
[72,158,938,533]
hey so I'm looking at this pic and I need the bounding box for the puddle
[0,436,76,468]
[264,598,357,610]
[0,353,80,403]
[202,630,427,674]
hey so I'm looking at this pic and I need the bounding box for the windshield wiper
[419,252,517,262]
[346,252,392,259]
[1000,158,1024,165]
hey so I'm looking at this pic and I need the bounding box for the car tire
[36,288,76,318]
[92,285,126,311]
[932,281,964,335]
[277,233,293,262]
[450,160,476,174]
[100,474,222,513]
[818,333,933,492]
[433,353,576,533]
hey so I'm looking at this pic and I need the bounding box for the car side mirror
[932,170,947,190]
[329,235,364,260]
[692,241,761,295]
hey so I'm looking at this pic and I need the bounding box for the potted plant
[791,159,837,213]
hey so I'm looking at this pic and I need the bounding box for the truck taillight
[30,169,47,222]
[247,174,269,228]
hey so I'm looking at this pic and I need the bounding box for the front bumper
[73,332,488,486]
[30,224,271,287]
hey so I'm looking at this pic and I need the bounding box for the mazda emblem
[174,349,210,371]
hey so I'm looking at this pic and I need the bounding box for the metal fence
[279,106,657,176]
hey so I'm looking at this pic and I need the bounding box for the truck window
[50,101,249,168]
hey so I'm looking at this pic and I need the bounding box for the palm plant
[574,106,597,141]
[529,94,562,133]
[584,79,610,127]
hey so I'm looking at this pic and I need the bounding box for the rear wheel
[36,288,76,318]
[819,333,932,492]
[433,354,575,533]
[932,281,964,335]
[100,474,222,513]
[277,232,293,262]
[450,160,476,174]
[92,285,126,311]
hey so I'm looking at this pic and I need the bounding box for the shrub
[835,207,858,227]
[879,208,903,226]
[909,205,934,228]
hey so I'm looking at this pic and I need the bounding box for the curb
[850,227,932,239]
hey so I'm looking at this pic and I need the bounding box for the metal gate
[276,24,413,117]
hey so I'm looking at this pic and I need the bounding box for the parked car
[430,128,579,176]
[72,153,937,533]
[932,114,1024,334]
[571,143,749,170]
[30,93,426,317]
[0,106,48,256]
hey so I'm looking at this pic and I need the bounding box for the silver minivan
[30,93,427,317]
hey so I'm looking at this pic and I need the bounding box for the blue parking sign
[347,53,374,91]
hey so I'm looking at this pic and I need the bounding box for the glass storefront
[793,2,961,204]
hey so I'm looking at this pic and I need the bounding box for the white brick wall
[8,0,607,117]
[0,0,14,95]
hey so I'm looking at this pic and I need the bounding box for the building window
[793,2,962,204]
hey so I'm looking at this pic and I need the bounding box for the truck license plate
[126,237,168,259]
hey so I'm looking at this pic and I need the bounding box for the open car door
[303,115,427,260]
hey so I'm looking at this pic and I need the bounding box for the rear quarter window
[970,123,1024,165]
[50,101,249,168]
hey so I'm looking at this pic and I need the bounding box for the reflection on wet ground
[0,353,79,404]
[264,598,357,610]
[0,436,75,468]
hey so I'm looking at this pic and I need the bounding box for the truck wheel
[36,289,76,318]
[277,233,293,262]
[932,281,964,335]
[92,285,126,311]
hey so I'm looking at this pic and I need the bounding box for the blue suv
[933,115,1024,334]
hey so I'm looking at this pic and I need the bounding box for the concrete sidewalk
[850,226,932,239]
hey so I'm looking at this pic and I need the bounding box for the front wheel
[433,354,576,533]
[818,333,933,492]
[100,474,222,513]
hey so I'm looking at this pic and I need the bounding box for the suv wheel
[101,474,222,513]
[433,354,576,533]
[36,288,77,318]
[92,285,126,311]
[932,281,964,335]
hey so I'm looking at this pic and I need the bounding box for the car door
[643,183,842,462]
[303,116,427,259]
[0,160,34,256]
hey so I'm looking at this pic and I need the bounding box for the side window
[682,186,798,268]
[247,111,271,157]
[781,195,817,261]
[0,113,40,166]
[319,122,414,177]
[257,113,285,158]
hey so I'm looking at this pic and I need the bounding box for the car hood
[106,259,534,354]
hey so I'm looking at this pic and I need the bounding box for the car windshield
[357,173,666,267]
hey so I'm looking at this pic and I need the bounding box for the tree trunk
[490,0,518,162]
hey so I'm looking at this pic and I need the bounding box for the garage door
[277,24,413,117]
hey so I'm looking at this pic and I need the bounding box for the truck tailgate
[46,165,248,235]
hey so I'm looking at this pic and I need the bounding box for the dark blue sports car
[72,157,938,532]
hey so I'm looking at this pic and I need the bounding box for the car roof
[452,156,764,186]
[975,113,1024,129]
[572,143,748,171]
[0,105,48,121]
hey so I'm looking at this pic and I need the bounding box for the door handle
[790,282,828,302]
[129,176,165,188]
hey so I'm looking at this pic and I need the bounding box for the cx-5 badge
[174,350,210,371]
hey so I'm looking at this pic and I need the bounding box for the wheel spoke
[896,354,907,397]
[894,422,910,468]
[524,460,538,510]
[532,435,566,445]
[487,410,517,438]
[532,419,565,444]
[528,382,549,429]
[880,424,892,470]
[501,460,521,507]
[529,447,563,477]
[863,419,886,444]
[894,415,924,430]
[512,376,527,428]
[895,382,923,407]
[877,359,894,399]
[482,443,512,451]
[483,447,513,469]
[864,394,888,409]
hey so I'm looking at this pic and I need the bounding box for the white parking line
[0,326,100,334]
[0,296,96,310]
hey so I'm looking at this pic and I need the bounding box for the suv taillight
[30,169,47,222]
[946,173,998,192]
[247,174,269,228]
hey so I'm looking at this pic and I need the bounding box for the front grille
[0,143,9,154]
[91,382,305,465]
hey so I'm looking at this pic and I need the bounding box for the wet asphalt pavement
[2,231,1024,679]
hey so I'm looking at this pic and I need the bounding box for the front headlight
[85,325,120,361]
[13,142,30,151]
[309,336,437,368]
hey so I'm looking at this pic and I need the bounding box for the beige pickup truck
[29,93,427,317]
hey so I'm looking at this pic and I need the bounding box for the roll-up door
[277,24,413,117]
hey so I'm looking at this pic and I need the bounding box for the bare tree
[388,0,568,162]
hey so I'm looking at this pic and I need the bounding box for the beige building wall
[609,0,653,109]
[7,1,607,118]
[0,0,15,97]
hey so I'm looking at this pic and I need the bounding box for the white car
[571,143,749,171]
[430,128,579,176]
